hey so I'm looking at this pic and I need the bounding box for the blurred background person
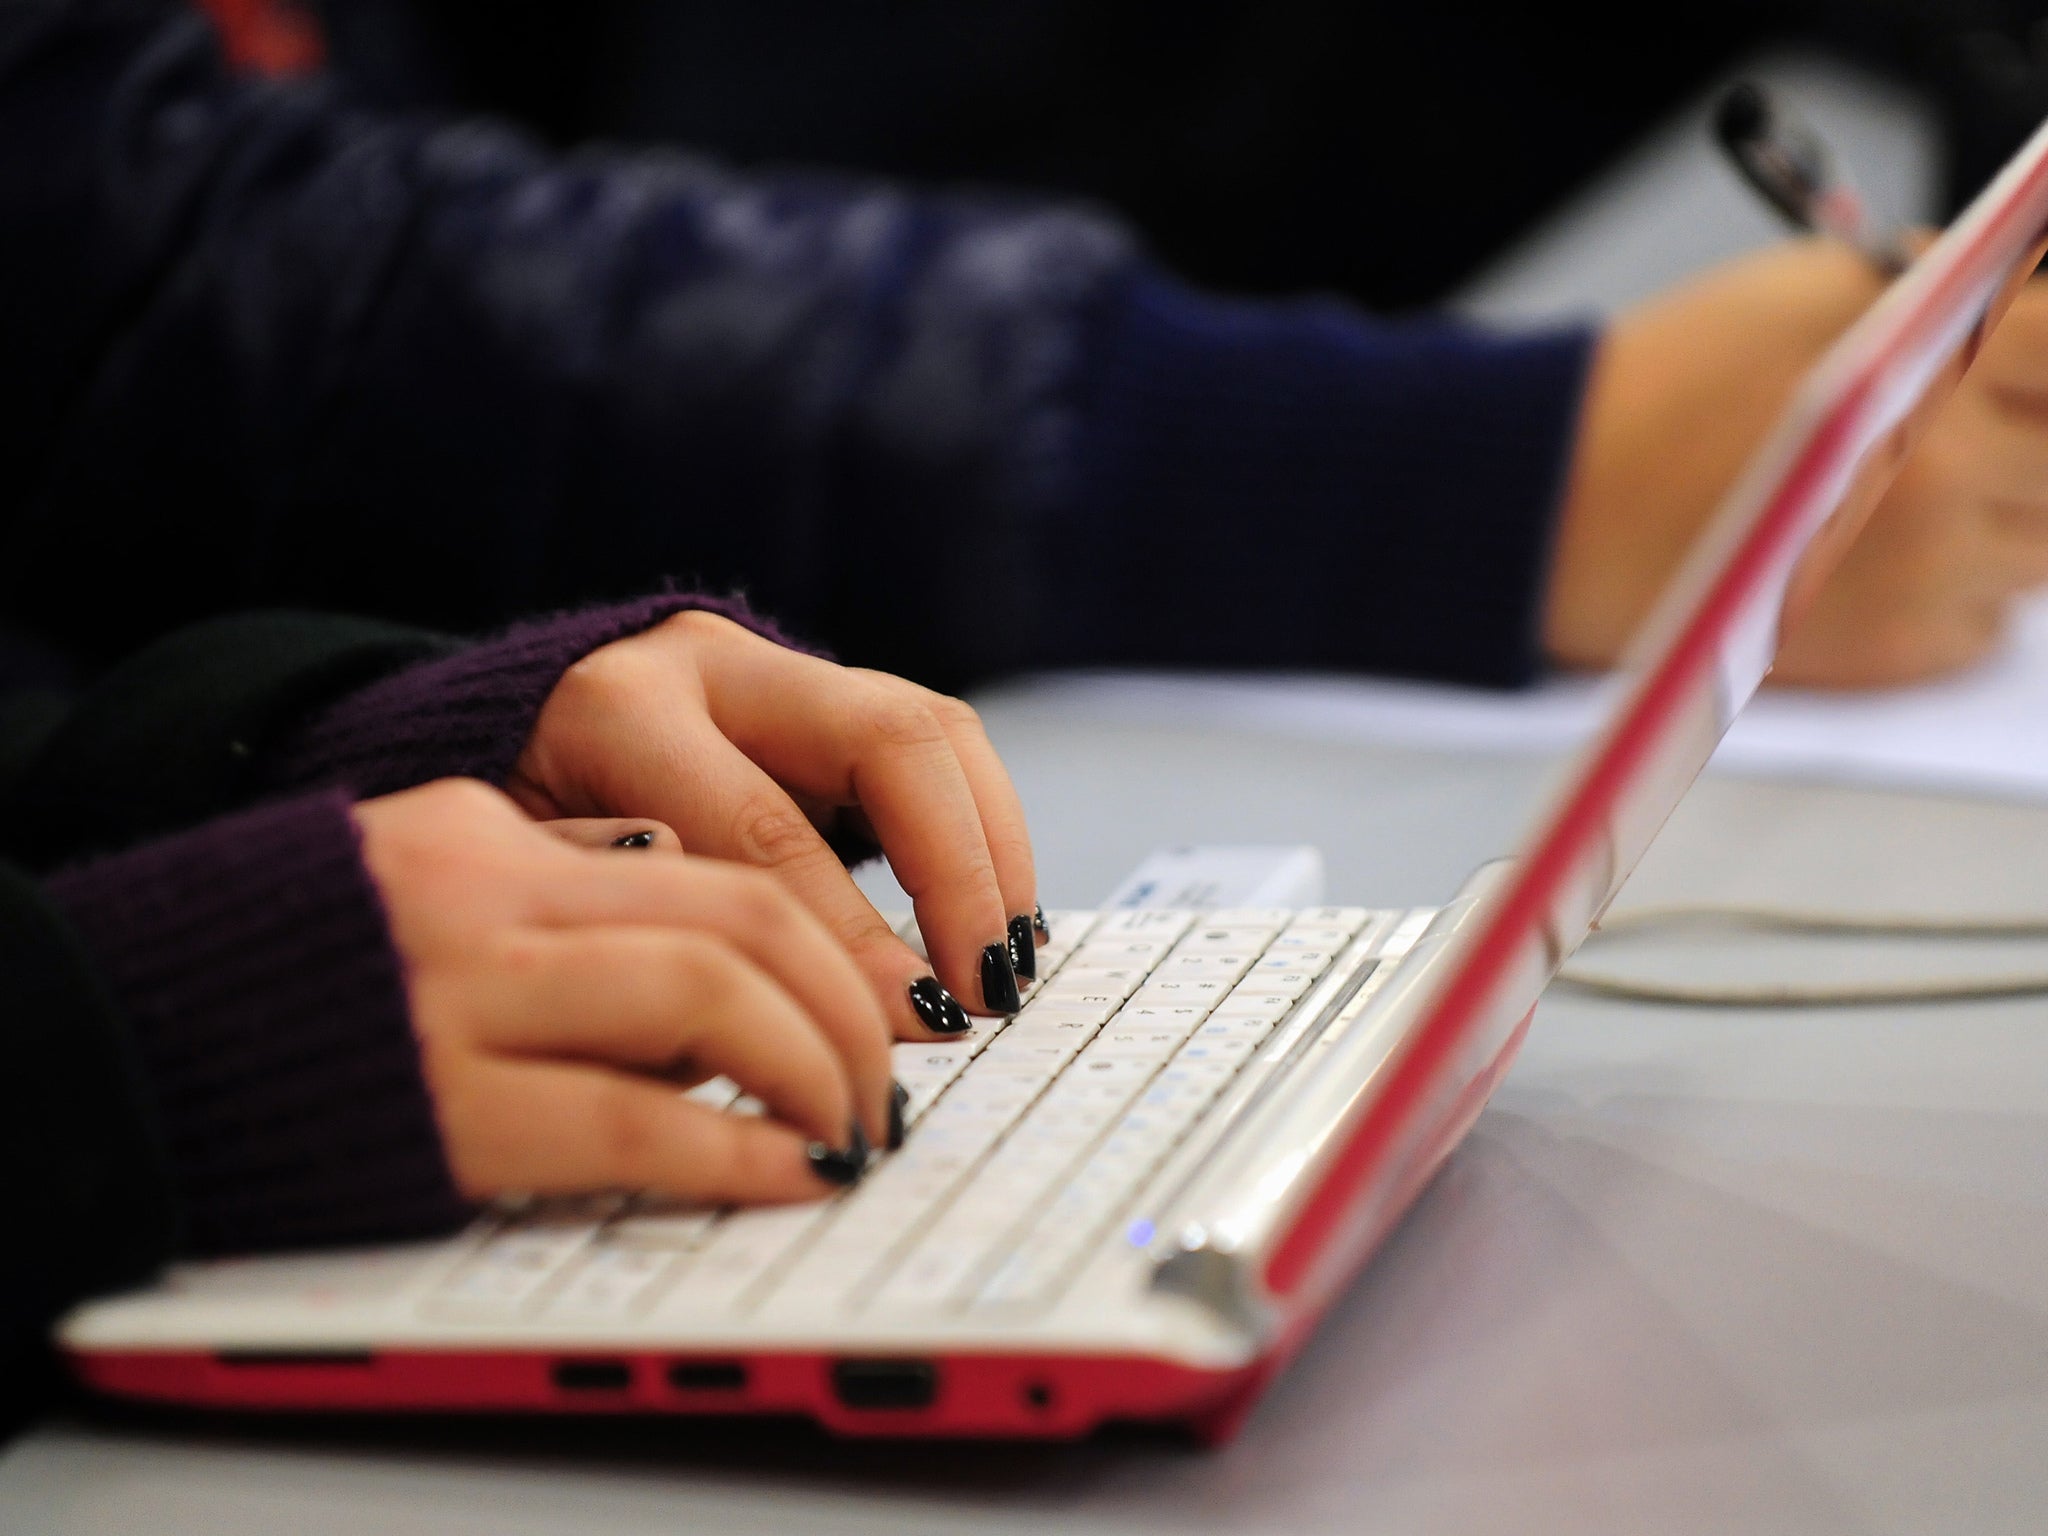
[310,0,2048,311]
[8,0,2048,716]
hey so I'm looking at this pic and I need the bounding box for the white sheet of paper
[1000,591,2048,802]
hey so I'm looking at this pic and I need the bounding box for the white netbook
[57,118,2048,1444]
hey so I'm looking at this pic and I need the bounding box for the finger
[1976,291,2048,414]
[707,737,1005,1028]
[460,927,858,1149]
[1983,505,2048,586]
[518,848,896,1139]
[538,817,684,854]
[697,645,1016,1014]
[436,1056,855,1203]
[900,681,1042,972]
[1953,406,2048,508]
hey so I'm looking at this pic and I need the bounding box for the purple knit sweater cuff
[270,592,800,797]
[44,791,468,1254]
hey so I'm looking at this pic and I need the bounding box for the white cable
[1554,904,2048,1007]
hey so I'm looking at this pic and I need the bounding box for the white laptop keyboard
[423,906,1409,1325]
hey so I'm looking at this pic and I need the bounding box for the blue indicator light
[1127,1219,1155,1248]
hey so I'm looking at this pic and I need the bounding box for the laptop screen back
[1266,115,2048,1298]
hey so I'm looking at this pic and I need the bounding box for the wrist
[44,791,469,1253]
[269,591,808,799]
[1066,272,1595,686]
[1542,241,1889,670]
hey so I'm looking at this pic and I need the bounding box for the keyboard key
[976,1244,1076,1306]
[768,1201,927,1304]
[1189,1014,1278,1045]
[1126,976,1231,1010]
[1066,938,1176,971]
[1203,908,1296,929]
[544,1244,677,1320]
[1105,1105,1189,1150]
[1118,1001,1207,1030]
[426,1224,593,1317]
[1152,1054,1242,1090]
[605,1203,721,1250]
[1041,910,1101,948]
[1175,923,1281,953]
[1295,906,1374,933]
[872,1139,969,1184]
[1095,909,1194,939]
[1064,1051,1163,1084]
[1087,1026,1189,1061]
[1044,963,1148,997]
[1244,969,1319,1000]
[1213,988,1300,1022]
[1272,926,1355,951]
[1023,1093,1127,1134]
[871,1233,993,1308]
[911,1113,1027,1162]
[1155,951,1255,981]
[1014,992,1123,1027]
[1135,1075,1224,1117]
[978,1033,1082,1070]
[892,1044,977,1081]
[1175,1035,1263,1067]
[997,1119,1099,1165]
[1041,1063,1149,1101]
[1256,944,1335,972]
[1037,1176,1127,1229]
[848,1159,970,1223]
[1002,1013,1104,1043]
[931,1071,1043,1112]
[651,1205,823,1313]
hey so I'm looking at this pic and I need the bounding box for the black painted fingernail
[1008,914,1038,981]
[888,1081,908,1151]
[1033,903,1051,943]
[807,1122,870,1187]
[610,829,657,849]
[908,976,970,1034]
[980,942,1022,1014]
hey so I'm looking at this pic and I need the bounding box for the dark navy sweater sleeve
[0,0,1594,692]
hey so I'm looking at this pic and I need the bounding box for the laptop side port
[667,1360,748,1393]
[552,1358,633,1392]
[830,1358,938,1410]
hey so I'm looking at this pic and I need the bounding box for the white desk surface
[6,688,2047,1536]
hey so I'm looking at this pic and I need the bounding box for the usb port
[831,1359,937,1411]
[552,1358,632,1392]
[668,1360,747,1393]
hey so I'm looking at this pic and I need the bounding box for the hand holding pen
[1548,80,2048,685]
[1712,80,1914,276]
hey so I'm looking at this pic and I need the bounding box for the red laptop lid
[1268,119,2048,1301]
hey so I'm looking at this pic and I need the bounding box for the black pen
[1713,80,1913,275]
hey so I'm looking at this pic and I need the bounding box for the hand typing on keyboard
[508,608,1042,1034]
[425,905,1395,1324]
[354,780,896,1205]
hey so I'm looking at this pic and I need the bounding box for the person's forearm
[0,858,179,1426]
[1049,273,1596,688]
[0,0,1592,697]
[0,0,1137,681]
[265,591,800,798]
[43,791,467,1257]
